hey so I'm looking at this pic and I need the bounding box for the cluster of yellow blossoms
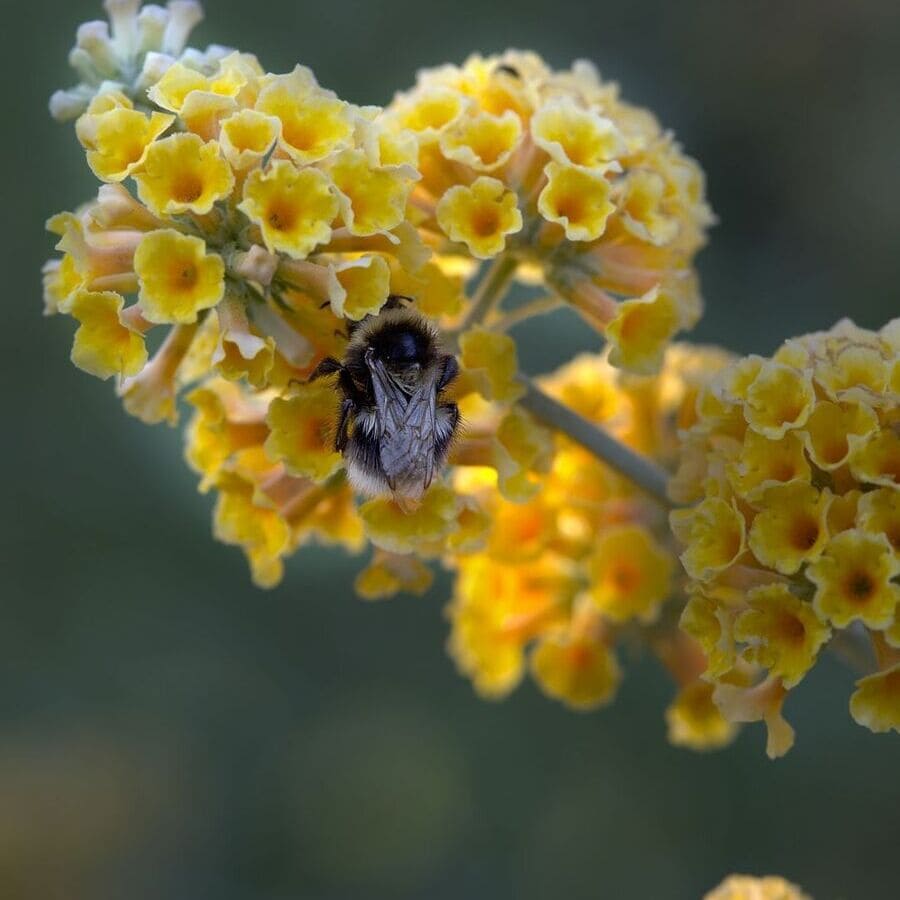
[386,50,713,372]
[672,319,900,754]
[444,345,738,747]
[704,875,811,900]
[44,2,899,755]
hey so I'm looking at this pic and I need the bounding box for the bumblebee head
[370,320,434,371]
[348,302,439,374]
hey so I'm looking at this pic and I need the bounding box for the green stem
[453,254,519,337]
[489,294,565,332]
[517,379,672,507]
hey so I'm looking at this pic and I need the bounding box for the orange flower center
[609,563,640,594]
[282,117,316,151]
[790,516,820,551]
[172,173,204,204]
[846,571,875,602]
[471,205,500,237]
[174,263,197,289]
[771,461,797,481]
[554,195,585,224]
[779,613,806,645]
[267,201,298,232]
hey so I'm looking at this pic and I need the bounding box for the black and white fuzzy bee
[311,297,460,506]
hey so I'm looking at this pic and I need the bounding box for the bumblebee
[311,298,460,505]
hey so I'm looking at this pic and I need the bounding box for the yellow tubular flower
[360,484,459,554]
[447,553,572,699]
[747,481,831,576]
[587,525,673,623]
[665,680,738,751]
[389,261,464,319]
[537,162,615,242]
[858,487,900,552]
[119,323,199,426]
[491,407,555,501]
[815,344,888,403]
[714,677,795,759]
[850,428,900,487]
[355,552,434,600]
[808,530,900,630]
[436,177,522,258]
[329,149,417,236]
[146,61,210,112]
[800,400,877,470]
[440,110,522,172]
[730,430,811,500]
[213,471,291,589]
[255,67,355,164]
[333,256,391,320]
[743,361,816,439]
[734,584,830,688]
[618,170,679,245]
[179,92,239,142]
[530,630,621,711]
[531,98,625,169]
[68,290,147,380]
[134,134,234,217]
[671,497,746,582]
[134,229,225,324]
[680,592,736,679]
[392,85,467,137]
[212,301,275,389]
[850,663,900,734]
[239,160,339,258]
[264,384,343,482]
[219,109,281,170]
[455,326,524,404]
[605,286,680,374]
[76,95,175,183]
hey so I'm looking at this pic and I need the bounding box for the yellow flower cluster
[439,346,738,745]
[672,319,900,755]
[45,2,431,425]
[384,52,714,373]
[704,875,811,900]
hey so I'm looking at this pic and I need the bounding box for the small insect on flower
[310,297,460,509]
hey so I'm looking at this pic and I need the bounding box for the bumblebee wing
[396,370,440,490]
[365,351,439,494]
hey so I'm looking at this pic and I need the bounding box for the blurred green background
[3,1,899,898]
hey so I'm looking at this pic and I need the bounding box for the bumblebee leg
[309,357,343,381]
[437,354,460,392]
[335,398,353,452]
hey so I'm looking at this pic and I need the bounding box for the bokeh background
[3,1,899,897]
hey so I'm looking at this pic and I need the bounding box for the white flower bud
[134,51,175,91]
[68,47,101,84]
[76,21,119,78]
[162,1,204,56]
[137,5,169,53]
[103,0,141,55]
[49,88,90,122]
